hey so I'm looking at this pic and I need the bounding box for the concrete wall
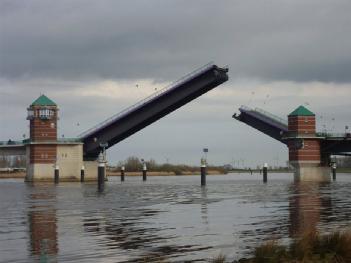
[56,144,83,181]
[290,161,330,182]
[26,163,56,181]
[26,143,85,182]
[83,160,101,181]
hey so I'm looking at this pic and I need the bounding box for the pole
[263,163,268,183]
[332,163,336,181]
[121,166,125,182]
[142,162,147,181]
[54,164,59,184]
[98,161,105,191]
[201,163,207,186]
[81,165,85,182]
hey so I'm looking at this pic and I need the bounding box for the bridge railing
[316,132,351,138]
[253,107,288,127]
[0,140,24,146]
[78,62,215,139]
[239,105,288,130]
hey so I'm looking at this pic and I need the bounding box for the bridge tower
[287,106,330,181]
[26,95,59,181]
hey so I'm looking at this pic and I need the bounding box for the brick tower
[26,95,59,181]
[287,106,330,181]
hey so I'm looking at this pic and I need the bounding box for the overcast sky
[1,0,351,167]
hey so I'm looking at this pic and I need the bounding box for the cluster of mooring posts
[52,158,339,189]
[259,162,338,183]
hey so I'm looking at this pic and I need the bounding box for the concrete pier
[291,162,330,182]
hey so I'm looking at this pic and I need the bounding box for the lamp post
[99,142,108,162]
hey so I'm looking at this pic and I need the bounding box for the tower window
[27,109,34,119]
[39,109,54,119]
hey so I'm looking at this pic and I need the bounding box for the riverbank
[107,169,225,176]
[211,230,351,263]
[0,171,25,178]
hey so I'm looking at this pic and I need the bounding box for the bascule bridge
[0,63,228,181]
[233,105,351,181]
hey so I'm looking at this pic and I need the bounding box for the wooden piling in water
[263,163,268,183]
[98,162,105,191]
[54,165,59,184]
[121,166,125,182]
[201,164,206,186]
[81,166,85,182]
[142,163,147,181]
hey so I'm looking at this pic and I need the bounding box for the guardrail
[78,62,215,139]
[254,107,288,127]
[0,141,24,146]
[0,138,82,146]
[316,132,351,138]
[239,105,288,129]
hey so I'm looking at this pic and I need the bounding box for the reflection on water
[28,188,58,261]
[289,182,330,237]
[0,173,351,262]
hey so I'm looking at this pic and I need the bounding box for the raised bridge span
[233,105,351,156]
[80,63,229,159]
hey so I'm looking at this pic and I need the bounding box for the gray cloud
[1,0,351,166]
[1,0,351,82]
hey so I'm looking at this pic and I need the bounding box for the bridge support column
[290,162,330,182]
[287,106,331,182]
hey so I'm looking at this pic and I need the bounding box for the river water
[1,173,351,262]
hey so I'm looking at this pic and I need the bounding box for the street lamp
[99,142,108,162]
[203,148,208,165]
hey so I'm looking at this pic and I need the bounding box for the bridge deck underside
[322,139,351,155]
[0,145,26,156]
[234,111,287,143]
[82,65,228,159]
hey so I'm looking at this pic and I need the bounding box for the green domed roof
[31,95,57,106]
[288,105,314,116]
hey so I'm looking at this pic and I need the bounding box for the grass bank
[211,230,351,263]
[0,171,25,178]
